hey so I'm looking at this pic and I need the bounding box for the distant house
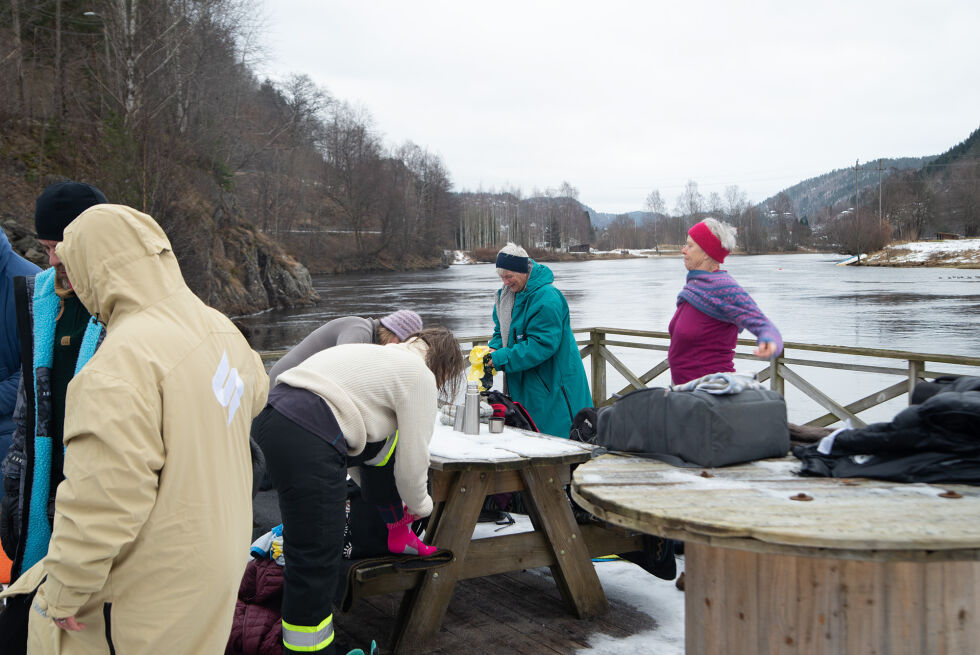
[935,232,963,240]
[567,243,590,253]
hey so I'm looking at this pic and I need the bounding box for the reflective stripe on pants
[282,614,334,652]
[253,406,347,655]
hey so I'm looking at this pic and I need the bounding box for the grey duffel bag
[592,386,790,467]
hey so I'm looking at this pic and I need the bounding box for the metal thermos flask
[463,381,480,435]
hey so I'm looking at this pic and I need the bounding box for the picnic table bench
[346,423,643,654]
[570,453,980,655]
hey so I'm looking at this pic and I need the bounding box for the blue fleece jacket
[0,230,40,448]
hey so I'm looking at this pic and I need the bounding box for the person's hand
[53,615,86,631]
[754,342,777,359]
[481,352,496,391]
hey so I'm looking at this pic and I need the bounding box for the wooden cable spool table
[570,454,980,655]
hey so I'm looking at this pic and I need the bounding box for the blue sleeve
[0,367,20,416]
[728,295,784,356]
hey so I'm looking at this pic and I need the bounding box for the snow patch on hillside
[452,250,478,264]
[865,238,980,266]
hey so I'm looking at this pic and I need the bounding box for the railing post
[590,329,606,404]
[769,353,784,395]
[908,359,924,405]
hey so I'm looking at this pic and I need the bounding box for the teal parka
[489,261,592,438]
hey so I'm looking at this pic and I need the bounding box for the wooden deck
[334,565,659,654]
[254,485,671,655]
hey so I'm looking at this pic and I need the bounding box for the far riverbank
[861,238,980,268]
[465,239,980,268]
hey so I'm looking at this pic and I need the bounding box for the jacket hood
[523,259,554,293]
[57,204,184,324]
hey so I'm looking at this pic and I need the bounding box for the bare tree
[674,180,703,219]
[947,161,980,237]
[881,171,932,242]
[644,188,666,216]
[55,0,64,116]
[708,191,723,214]
[607,214,636,249]
[830,211,893,259]
[557,180,578,200]
[638,215,660,250]
[771,192,793,218]
[724,184,748,221]
[320,103,385,253]
[737,206,768,254]
[8,0,26,113]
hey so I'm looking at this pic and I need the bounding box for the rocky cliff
[162,195,319,315]
[2,197,318,317]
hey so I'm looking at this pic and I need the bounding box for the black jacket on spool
[795,376,980,484]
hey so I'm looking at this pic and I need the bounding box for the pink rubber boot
[386,512,437,556]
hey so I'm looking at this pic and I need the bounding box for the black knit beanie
[34,181,108,241]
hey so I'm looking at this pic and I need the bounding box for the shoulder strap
[11,276,36,580]
[13,276,34,436]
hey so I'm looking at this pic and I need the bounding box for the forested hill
[761,156,934,220]
[2,3,977,317]
[0,1,458,314]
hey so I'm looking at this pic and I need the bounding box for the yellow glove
[467,345,496,391]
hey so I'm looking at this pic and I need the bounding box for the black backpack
[484,390,538,432]
[569,406,599,443]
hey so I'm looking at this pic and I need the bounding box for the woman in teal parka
[488,243,592,438]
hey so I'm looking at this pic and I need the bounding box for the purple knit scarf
[677,270,783,353]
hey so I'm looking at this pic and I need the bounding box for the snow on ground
[452,250,477,264]
[574,559,685,655]
[473,514,686,654]
[866,238,980,266]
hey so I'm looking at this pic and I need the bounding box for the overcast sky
[254,0,979,214]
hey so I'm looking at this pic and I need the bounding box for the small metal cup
[488,417,505,433]
[453,405,465,431]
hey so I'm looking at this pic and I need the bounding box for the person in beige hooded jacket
[1,204,269,653]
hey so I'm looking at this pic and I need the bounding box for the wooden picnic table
[570,453,980,655]
[351,422,643,654]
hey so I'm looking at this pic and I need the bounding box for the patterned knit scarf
[676,270,783,353]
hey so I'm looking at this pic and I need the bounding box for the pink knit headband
[688,222,729,263]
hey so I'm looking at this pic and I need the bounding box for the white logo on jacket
[212,351,245,425]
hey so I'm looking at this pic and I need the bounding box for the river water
[236,253,979,425]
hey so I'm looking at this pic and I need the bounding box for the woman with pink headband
[667,218,783,385]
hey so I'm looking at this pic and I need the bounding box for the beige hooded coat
[1,205,269,653]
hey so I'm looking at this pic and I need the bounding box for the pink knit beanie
[380,310,423,341]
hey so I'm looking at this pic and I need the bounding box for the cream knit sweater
[276,340,437,517]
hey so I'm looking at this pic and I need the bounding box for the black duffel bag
[572,386,789,467]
